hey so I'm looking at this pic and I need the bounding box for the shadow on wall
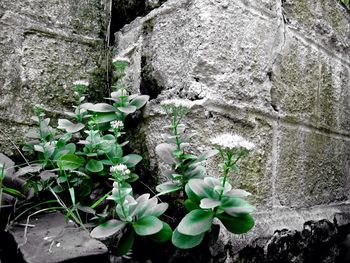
[110,0,168,44]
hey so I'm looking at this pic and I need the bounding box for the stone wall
[0,0,110,156]
[1,0,349,261]
[113,0,350,260]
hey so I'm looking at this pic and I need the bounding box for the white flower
[160,99,194,109]
[112,56,130,64]
[210,133,255,151]
[110,120,124,129]
[110,164,131,176]
[73,80,89,86]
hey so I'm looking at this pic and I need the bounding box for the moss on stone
[237,152,269,207]
[143,18,154,34]
[319,64,336,128]
[277,46,318,115]
[292,0,314,24]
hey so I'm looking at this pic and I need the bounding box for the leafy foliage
[17,59,159,255]
[155,100,256,249]
[5,55,258,257]
[155,102,218,196]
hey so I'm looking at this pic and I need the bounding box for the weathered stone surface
[223,204,350,262]
[136,99,274,208]
[282,0,350,58]
[114,0,350,209]
[275,124,350,207]
[271,33,350,133]
[113,0,350,260]
[110,0,168,44]
[8,212,108,263]
[0,0,109,156]
[0,0,349,261]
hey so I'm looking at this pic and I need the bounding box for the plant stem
[171,115,187,187]
[117,181,127,220]
[172,115,181,150]
[219,151,244,200]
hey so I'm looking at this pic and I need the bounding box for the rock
[112,2,350,259]
[7,212,108,263]
[0,0,109,156]
[113,0,350,210]
[227,205,350,262]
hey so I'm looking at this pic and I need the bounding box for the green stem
[117,181,127,219]
[172,115,181,150]
[76,97,82,123]
[171,115,187,187]
[219,151,244,200]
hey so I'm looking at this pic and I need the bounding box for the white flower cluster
[210,133,255,151]
[110,164,130,176]
[110,120,124,130]
[112,56,130,64]
[160,98,194,109]
[73,80,89,86]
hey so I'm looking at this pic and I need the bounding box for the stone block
[271,33,350,133]
[8,212,109,263]
[138,101,274,208]
[0,0,108,155]
[282,0,350,57]
[115,0,280,109]
[275,124,350,207]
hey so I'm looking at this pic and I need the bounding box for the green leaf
[188,179,214,199]
[184,199,199,211]
[118,105,137,114]
[90,103,116,112]
[58,133,73,144]
[77,203,95,214]
[155,143,177,165]
[90,219,128,239]
[57,119,84,133]
[221,197,255,216]
[116,228,135,256]
[172,228,205,249]
[53,143,76,160]
[200,198,221,209]
[58,154,85,170]
[130,95,149,109]
[177,209,214,236]
[131,193,150,217]
[216,213,254,234]
[132,216,163,236]
[106,144,123,162]
[3,187,25,198]
[86,159,104,173]
[224,189,251,198]
[143,203,168,217]
[192,149,219,166]
[185,165,206,179]
[125,173,139,183]
[121,154,142,168]
[69,187,76,205]
[156,182,182,195]
[94,112,118,124]
[185,183,200,203]
[150,222,172,243]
